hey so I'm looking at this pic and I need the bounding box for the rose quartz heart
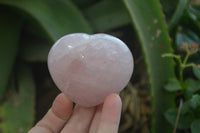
[48,33,134,107]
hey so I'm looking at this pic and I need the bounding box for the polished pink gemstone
[48,33,134,107]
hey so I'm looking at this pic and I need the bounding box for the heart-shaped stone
[48,33,134,107]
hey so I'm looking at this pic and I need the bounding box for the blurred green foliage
[124,0,175,132]
[0,0,200,133]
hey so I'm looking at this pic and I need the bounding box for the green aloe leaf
[168,0,189,31]
[160,0,179,22]
[21,41,51,62]
[20,33,51,62]
[0,0,92,41]
[72,0,97,8]
[124,0,176,132]
[0,9,22,100]
[84,0,131,32]
[0,65,35,133]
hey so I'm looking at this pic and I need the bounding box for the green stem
[162,53,184,86]
[183,51,190,65]
[173,99,183,133]
[180,46,190,88]
[183,63,196,68]
[179,64,184,87]
[162,53,180,59]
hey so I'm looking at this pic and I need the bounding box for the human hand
[28,93,122,133]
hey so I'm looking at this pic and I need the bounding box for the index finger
[28,93,73,133]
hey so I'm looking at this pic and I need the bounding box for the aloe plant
[124,0,176,132]
[0,0,92,41]
[0,65,35,133]
[0,0,92,132]
[0,10,22,100]
[2,0,199,132]
[83,0,131,32]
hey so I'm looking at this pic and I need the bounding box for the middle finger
[61,104,95,133]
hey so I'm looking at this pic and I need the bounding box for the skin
[28,93,122,133]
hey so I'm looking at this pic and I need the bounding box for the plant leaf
[191,120,200,133]
[188,5,200,21]
[0,65,35,133]
[176,30,200,46]
[193,66,200,80]
[72,0,97,8]
[0,0,92,41]
[20,33,51,62]
[21,41,51,62]
[185,78,200,93]
[160,0,179,22]
[182,5,200,35]
[168,0,189,31]
[84,0,131,32]
[0,9,22,100]
[181,101,191,114]
[165,108,194,129]
[175,29,200,51]
[124,0,176,132]
[190,94,200,109]
[164,78,182,92]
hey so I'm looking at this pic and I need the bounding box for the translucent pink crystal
[48,33,134,107]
